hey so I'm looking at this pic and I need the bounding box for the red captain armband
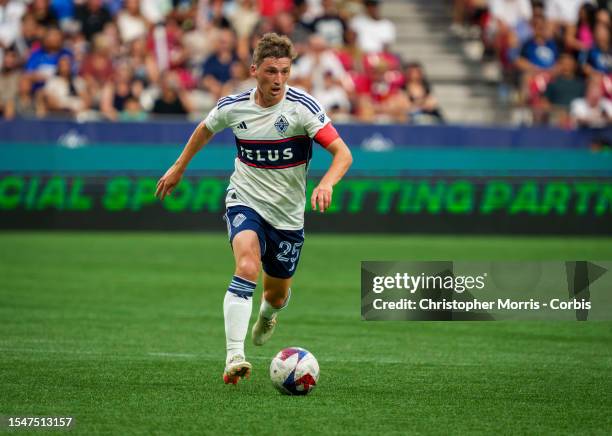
[314,123,340,148]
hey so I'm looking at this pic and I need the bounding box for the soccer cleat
[251,314,277,346]
[223,355,252,385]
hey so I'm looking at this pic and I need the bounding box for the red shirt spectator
[258,0,293,18]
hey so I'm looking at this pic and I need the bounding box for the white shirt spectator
[312,83,350,114]
[571,97,612,127]
[292,46,352,93]
[489,0,532,28]
[350,13,395,53]
[44,75,88,112]
[229,0,260,39]
[545,0,594,26]
[117,13,147,44]
[140,0,172,25]
[0,0,26,48]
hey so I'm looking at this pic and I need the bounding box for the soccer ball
[269,347,319,395]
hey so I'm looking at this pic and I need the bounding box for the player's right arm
[155,121,214,200]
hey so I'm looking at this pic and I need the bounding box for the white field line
[0,347,408,364]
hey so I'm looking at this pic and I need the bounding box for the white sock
[224,275,256,362]
[260,288,291,319]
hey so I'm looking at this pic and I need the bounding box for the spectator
[350,0,396,53]
[545,0,594,32]
[182,22,216,68]
[542,53,586,126]
[117,0,149,44]
[103,0,124,17]
[311,70,351,118]
[75,0,113,41]
[119,96,148,121]
[141,0,172,25]
[291,0,316,41]
[312,0,347,48]
[515,15,560,123]
[206,0,232,29]
[221,61,256,96]
[395,62,444,124]
[15,73,46,117]
[14,13,44,58]
[291,34,353,96]
[0,48,20,119]
[29,0,58,28]
[126,38,159,86]
[0,0,26,50]
[147,17,187,74]
[595,7,611,28]
[488,0,532,35]
[229,0,260,61]
[515,15,559,73]
[581,22,612,76]
[80,33,113,97]
[50,0,75,22]
[335,28,365,76]
[43,54,89,117]
[486,0,532,68]
[258,0,293,18]
[571,77,612,127]
[565,2,596,52]
[201,28,237,99]
[100,64,144,120]
[355,55,406,123]
[274,11,312,56]
[24,26,72,91]
[152,71,192,116]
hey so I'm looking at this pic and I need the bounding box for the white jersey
[204,86,331,230]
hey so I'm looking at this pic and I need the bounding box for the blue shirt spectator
[581,47,612,74]
[51,0,75,20]
[104,0,124,16]
[519,38,559,69]
[515,16,559,71]
[25,27,73,90]
[581,23,612,75]
[202,53,237,84]
[201,29,238,90]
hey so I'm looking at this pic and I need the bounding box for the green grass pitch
[1,232,611,434]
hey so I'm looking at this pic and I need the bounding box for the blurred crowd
[453,0,612,128]
[0,0,443,124]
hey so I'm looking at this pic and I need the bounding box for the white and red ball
[269,347,319,395]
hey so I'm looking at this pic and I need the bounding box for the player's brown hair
[252,33,297,66]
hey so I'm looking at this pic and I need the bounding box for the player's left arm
[311,132,353,213]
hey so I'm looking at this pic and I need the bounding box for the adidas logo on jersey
[237,121,248,130]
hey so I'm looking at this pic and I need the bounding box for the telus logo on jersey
[235,136,312,169]
[239,146,295,162]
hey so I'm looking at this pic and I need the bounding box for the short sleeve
[203,103,228,134]
[295,93,331,139]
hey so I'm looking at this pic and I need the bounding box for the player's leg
[223,207,265,384]
[252,273,291,345]
[252,226,304,346]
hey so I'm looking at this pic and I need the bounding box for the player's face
[252,57,292,103]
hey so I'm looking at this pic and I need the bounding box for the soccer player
[155,33,353,385]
